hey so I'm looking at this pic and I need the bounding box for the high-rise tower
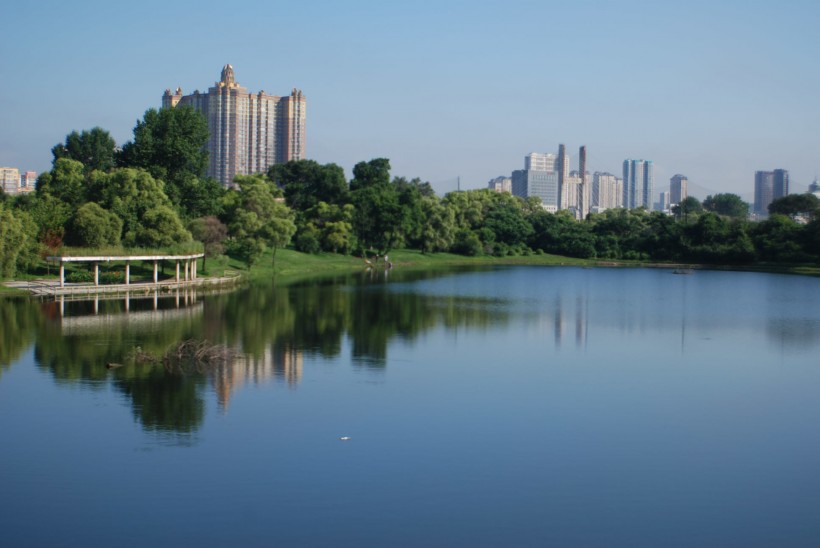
[754,169,789,216]
[670,174,688,205]
[623,159,653,209]
[163,65,306,186]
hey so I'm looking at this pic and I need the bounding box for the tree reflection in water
[5,268,511,438]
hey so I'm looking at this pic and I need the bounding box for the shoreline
[3,249,819,296]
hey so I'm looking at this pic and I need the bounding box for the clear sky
[2,0,819,200]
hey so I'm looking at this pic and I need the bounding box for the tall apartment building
[514,144,587,215]
[163,64,306,186]
[0,167,20,195]
[754,169,789,216]
[511,169,559,212]
[658,191,670,211]
[592,172,622,210]
[809,178,820,198]
[623,159,654,209]
[562,171,589,219]
[487,176,512,193]
[670,174,688,205]
[525,152,556,172]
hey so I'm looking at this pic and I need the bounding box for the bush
[66,270,93,283]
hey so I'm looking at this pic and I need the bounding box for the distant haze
[2,1,818,200]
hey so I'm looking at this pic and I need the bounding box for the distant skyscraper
[512,169,559,212]
[525,152,555,172]
[557,144,569,206]
[670,174,688,205]
[163,64,306,186]
[563,171,588,219]
[659,191,670,211]
[592,172,621,210]
[578,146,588,218]
[623,159,653,209]
[773,169,789,199]
[20,171,36,190]
[488,176,512,193]
[754,169,789,216]
[0,167,20,195]
[809,178,820,197]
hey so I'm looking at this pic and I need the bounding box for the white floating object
[339,436,351,441]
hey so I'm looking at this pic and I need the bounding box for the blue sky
[2,0,819,200]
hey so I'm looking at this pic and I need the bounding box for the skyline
[2,1,819,201]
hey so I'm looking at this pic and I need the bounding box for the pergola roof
[46,253,204,263]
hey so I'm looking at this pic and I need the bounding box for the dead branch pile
[131,339,242,374]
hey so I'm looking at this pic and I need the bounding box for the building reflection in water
[211,345,304,411]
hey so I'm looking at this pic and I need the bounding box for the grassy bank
[226,248,597,283]
[3,247,818,296]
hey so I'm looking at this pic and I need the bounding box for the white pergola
[46,253,205,288]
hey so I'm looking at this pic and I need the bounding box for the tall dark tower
[579,146,587,217]
[558,143,567,208]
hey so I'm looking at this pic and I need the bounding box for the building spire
[221,64,235,85]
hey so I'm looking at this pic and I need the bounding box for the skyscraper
[773,169,789,199]
[525,152,555,172]
[592,172,621,210]
[670,174,688,205]
[623,159,653,209]
[754,169,789,216]
[487,176,512,193]
[511,169,559,212]
[163,65,306,186]
[0,167,20,195]
[557,144,569,207]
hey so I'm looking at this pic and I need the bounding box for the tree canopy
[703,193,749,219]
[118,106,210,206]
[768,193,819,219]
[52,127,117,174]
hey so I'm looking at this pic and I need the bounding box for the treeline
[275,163,820,264]
[2,106,820,278]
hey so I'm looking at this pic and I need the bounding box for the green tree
[529,210,595,258]
[350,159,403,254]
[483,197,534,250]
[768,193,820,220]
[37,158,87,207]
[189,216,228,271]
[672,196,703,222]
[260,202,297,266]
[419,196,456,253]
[91,168,176,245]
[226,174,296,268]
[52,127,117,174]
[18,193,72,250]
[752,214,808,262]
[0,205,29,278]
[135,205,192,247]
[69,202,123,247]
[270,160,349,211]
[309,202,356,254]
[703,193,749,219]
[118,105,209,206]
[350,158,391,191]
[177,173,226,219]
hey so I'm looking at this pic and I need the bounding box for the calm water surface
[1,266,819,547]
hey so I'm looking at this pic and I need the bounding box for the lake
[1,265,819,547]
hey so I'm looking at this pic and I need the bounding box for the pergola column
[59,262,65,288]
[176,261,180,282]
[94,262,99,286]
[184,260,190,281]
[153,261,158,284]
[125,261,130,285]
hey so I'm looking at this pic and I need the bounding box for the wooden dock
[7,275,241,299]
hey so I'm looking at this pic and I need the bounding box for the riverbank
[2,248,818,296]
